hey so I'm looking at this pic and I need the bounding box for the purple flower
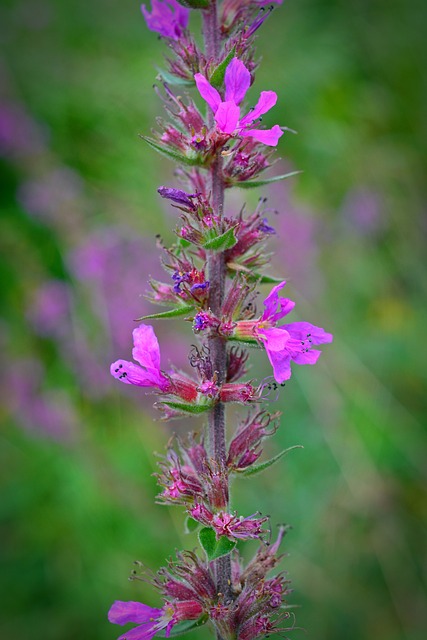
[158,186,198,210]
[141,1,189,41]
[110,324,170,391]
[234,281,333,382]
[194,58,283,147]
[108,599,203,640]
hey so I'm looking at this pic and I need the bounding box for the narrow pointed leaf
[254,273,285,284]
[203,227,237,251]
[198,527,236,561]
[156,68,194,87]
[226,263,284,284]
[136,305,194,320]
[239,445,304,477]
[210,47,236,89]
[175,0,210,8]
[162,401,212,415]
[141,136,202,167]
[231,171,302,189]
[157,614,209,638]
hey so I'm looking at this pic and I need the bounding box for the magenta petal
[108,601,162,626]
[110,360,161,387]
[242,124,283,147]
[285,322,333,345]
[239,91,277,126]
[292,349,321,366]
[257,327,290,351]
[132,324,161,371]
[224,58,251,106]
[262,280,287,318]
[194,73,221,113]
[116,623,158,640]
[265,348,292,384]
[214,101,240,134]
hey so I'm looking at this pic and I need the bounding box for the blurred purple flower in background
[6,359,78,442]
[141,0,189,41]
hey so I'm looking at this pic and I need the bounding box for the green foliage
[203,226,238,251]
[198,527,236,560]
[141,137,203,166]
[157,615,209,637]
[230,171,302,189]
[137,305,194,320]
[210,48,236,89]
[239,446,304,477]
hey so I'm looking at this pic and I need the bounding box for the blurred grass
[1,1,426,639]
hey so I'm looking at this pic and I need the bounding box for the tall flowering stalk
[108,2,332,639]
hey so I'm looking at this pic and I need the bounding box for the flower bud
[220,382,256,404]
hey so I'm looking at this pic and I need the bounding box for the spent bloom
[141,1,189,41]
[194,58,283,146]
[108,599,203,640]
[233,281,333,383]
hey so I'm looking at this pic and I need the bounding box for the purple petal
[262,280,287,319]
[132,324,161,371]
[239,91,277,126]
[264,348,292,384]
[224,58,251,106]
[116,623,158,640]
[214,101,240,134]
[242,124,283,147]
[194,73,221,113]
[285,322,333,345]
[257,327,290,351]
[141,2,189,41]
[110,360,164,388]
[292,349,321,366]
[108,601,162,626]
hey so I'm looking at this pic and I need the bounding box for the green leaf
[162,401,212,415]
[239,446,304,477]
[157,614,209,638]
[198,527,236,561]
[210,47,236,89]
[231,171,302,189]
[136,305,194,321]
[156,68,194,87]
[203,226,238,251]
[253,273,284,284]
[213,535,237,560]
[175,0,210,9]
[141,136,202,167]
[184,516,200,534]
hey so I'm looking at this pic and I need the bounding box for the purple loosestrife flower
[111,324,200,403]
[111,324,170,390]
[194,58,283,147]
[108,599,203,640]
[233,281,333,383]
[141,1,189,41]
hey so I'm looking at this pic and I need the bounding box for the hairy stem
[202,0,232,608]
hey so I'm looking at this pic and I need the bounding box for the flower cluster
[108,3,332,640]
[109,529,293,640]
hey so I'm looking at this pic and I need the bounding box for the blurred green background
[1,1,426,639]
